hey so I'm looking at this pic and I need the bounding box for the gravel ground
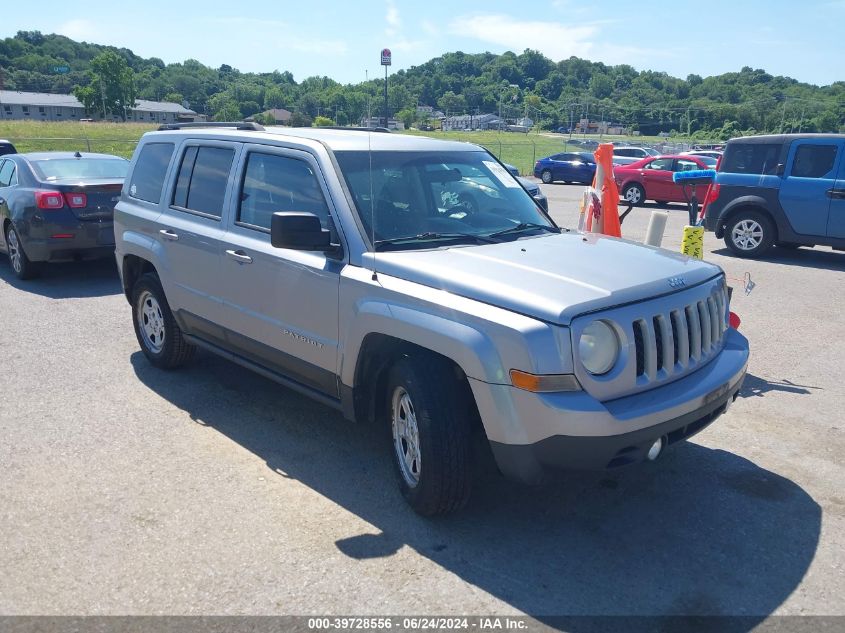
[0,183,843,624]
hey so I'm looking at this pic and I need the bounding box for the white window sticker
[483,161,521,188]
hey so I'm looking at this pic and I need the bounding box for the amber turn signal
[509,370,581,393]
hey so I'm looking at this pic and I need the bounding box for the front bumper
[471,328,749,483]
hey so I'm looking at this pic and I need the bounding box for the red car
[614,155,712,205]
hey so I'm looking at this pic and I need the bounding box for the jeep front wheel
[386,355,471,516]
[725,211,774,258]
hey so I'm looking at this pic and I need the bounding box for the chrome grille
[570,276,731,402]
[633,286,729,382]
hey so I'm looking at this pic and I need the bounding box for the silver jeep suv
[114,123,749,515]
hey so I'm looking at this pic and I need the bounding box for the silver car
[114,124,749,515]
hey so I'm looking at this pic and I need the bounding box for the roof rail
[317,126,392,133]
[157,122,265,132]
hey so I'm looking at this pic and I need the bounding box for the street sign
[53,66,70,74]
[381,49,391,66]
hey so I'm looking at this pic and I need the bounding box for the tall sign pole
[381,48,391,128]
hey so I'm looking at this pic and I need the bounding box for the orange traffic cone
[585,143,622,238]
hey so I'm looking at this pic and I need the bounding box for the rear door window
[171,146,234,218]
[790,144,838,178]
[129,142,174,203]
[675,159,701,172]
[721,143,782,175]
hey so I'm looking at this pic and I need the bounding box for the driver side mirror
[774,163,785,176]
[271,212,331,251]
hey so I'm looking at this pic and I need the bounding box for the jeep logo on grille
[668,277,686,288]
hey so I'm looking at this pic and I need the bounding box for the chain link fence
[3,137,140,158]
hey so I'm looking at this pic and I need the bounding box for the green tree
[290,112,313,127]
[89,50,136,120]
[314,115,334,126]
[163,92,184,104]
[72,85,97,116]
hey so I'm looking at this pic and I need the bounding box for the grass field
[1,121,684,175]
[0,120,155,158]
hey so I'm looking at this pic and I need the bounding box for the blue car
[533,152,597,184]
[704,133,845,258]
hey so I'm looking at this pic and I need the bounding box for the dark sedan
[0,139,17,156]
[0,151,129,279]
[533,152,597,184]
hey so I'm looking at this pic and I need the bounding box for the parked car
[533,152,597,184]
[0,151,129,279]
[703,133,845,258]
[681,150,723,161]
[612,146,660,166]
[0,139,17,156]
[115,123,748,515]
[614,155,712,205]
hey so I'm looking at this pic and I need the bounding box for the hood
[368,232,722,325]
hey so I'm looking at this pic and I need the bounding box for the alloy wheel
[731,219,764,251]
[391,386,421,487]
[137,290,166,353]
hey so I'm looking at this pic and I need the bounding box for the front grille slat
[707,296,719,347]
[654,314,673,375]
[671,310,689,367]
[699,301,712,352]
[686,305,702,362]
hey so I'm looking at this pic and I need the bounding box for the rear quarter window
[129,142,175,203]
[721,143,783,175]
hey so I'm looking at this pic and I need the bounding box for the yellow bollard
[681,225,705,259]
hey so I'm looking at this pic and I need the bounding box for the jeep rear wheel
[132,273,195,369]
[386,354,471,516]
[725,211,775,258]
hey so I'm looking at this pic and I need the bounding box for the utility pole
[381,49,391,128]
[780,97,788,133]
[798,103,806,133]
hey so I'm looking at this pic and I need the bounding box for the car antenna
[369,129,377,281]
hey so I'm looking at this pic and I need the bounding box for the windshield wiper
[488,222,561,239]
[375,231,499,251]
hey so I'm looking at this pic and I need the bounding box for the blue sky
[2,0,844,86]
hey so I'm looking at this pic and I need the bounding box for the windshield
[31,157,129,181]
[335,150,554,250]
[697,155,718,167]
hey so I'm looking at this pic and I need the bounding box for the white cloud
[57,19,97,42]
[448,14,598,60]
[386,0,401,37]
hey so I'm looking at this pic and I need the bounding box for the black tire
[623,183,646,206]
[386,353,472,516]
[724,210,775,258]
[131,272,195,369]
[541,169,553,184]
[4,223,41,280]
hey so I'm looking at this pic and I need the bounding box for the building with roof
[441,113,501,131]
[261,108,292,124]
[0,91,205,123]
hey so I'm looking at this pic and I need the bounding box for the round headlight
[579,321,619,375]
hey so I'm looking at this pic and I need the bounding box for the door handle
[226,249,253,264]
[826,188,845,199]
[159,229,179,241]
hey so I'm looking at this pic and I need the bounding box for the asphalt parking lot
[1,181,843,623]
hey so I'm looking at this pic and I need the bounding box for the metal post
[383,65,388,128]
